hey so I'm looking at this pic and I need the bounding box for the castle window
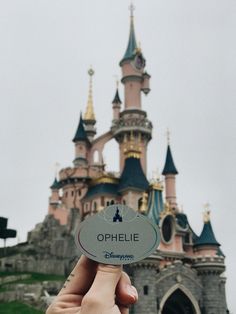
[184,233,190,244]
[110,200,115,205]
[71,191,74,197]
[143,285,149,295]
[78,190,81,196]
[65,191,68,198]
[106,201,110,206]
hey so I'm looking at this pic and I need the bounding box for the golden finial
[136,41,142,54]
[203,203,211,223]
[150,169,163,190]
[140,192,148,214]
[84,67,96,121]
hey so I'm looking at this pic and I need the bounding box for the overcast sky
[0,0,235,311]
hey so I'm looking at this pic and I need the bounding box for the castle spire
[162,132,178,210]
[195,210,220,247]
[84,68,96,121]
[112,79,122,120]
[120,3,137,64]
[162,145,178,175]
[73,113,89,143]
[162,130,178,175]
[50,177,60,190]
[113,3,151,176]
[83,68,97,141]
[112,88,122,105]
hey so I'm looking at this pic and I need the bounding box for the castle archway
[159,284,201,314]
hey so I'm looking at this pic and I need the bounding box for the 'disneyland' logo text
[103,251,134,261]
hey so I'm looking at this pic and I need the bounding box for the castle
[1,6,228,314]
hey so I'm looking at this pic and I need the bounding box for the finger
[83,264,122,309]
[116,271,138,305]
[59,255,97,296]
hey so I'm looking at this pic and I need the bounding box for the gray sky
[0,0,235,311]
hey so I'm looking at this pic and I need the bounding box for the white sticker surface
[74,204,160,265]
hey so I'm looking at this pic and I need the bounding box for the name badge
[74,204,160,265]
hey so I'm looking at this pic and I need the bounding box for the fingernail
[127,285,138,300]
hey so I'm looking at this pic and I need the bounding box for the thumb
[91,264,122,298]
[82,264,122,310]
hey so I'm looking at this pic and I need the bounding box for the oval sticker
[74,204,161,265]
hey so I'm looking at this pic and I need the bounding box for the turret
[112,87,122,120]
[83,68,96,141]
[193,210,226,313]
[162,141,178,211]
[72,113,90,167]
[194,209,220,256]
[49,177,60,205]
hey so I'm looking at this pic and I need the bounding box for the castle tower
[72,113,90,167]
[111,5,152,174]
[83,68,96,141]
[193,210,227,314]
[48,177,68,225]
[162,142,178,211]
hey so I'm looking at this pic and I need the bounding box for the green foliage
[0,301,43,314]
[0,272,65,293]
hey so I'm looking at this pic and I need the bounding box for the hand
[46,255,138,314]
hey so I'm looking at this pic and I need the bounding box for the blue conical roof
[112,88,122,104]
[120,17,137,65]
[118,157,149,192]
[194,220,220,247]
[50,178,60,190]
[162,145,178,175]
[72,113,89,143]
